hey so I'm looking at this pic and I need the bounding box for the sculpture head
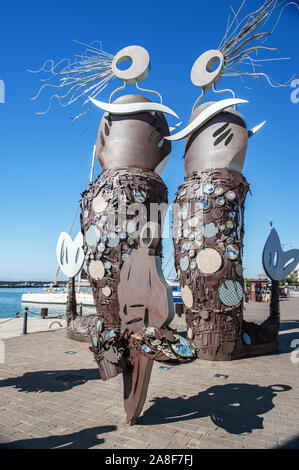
[184,101,248,175]
[95,94,171,171]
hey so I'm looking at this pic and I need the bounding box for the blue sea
[0,288,66,319]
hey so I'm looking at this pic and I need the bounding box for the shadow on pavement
[139,383,292,434]
[0,425,116,449]
[278,321,299,353]
[0,368,100,393]
[276,433,299,449]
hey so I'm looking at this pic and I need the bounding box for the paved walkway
[0,295,298,449]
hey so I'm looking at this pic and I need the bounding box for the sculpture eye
[213,123,234,146]
[191,49,224,90]
[112,45,151,84]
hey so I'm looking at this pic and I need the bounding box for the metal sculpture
[35,42,194,423]
[240,227,299,354]
[81,46,194,423]
[168,0,296,360]
[30,0,298,423]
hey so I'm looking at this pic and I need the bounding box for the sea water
[0,288,66,319]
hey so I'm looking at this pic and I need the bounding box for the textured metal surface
[95,95,172,171]
[173,168,249,360]
[182,101,249,175]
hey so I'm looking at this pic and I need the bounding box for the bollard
[22,307,28,335]
[15,312,20,318]
[41,308,48,318]
[175,303,184,317]
[79,303,83,317]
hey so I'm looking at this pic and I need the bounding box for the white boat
[22,279,182,307]
[21,291,95,307]
[166,279,182,304]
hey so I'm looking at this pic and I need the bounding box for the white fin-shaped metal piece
[89,97,179,119]
[169,122,183,133]
[56,231,84,278]
[165,98,248,141]
[155,155,170,176]
[248,121,266,138]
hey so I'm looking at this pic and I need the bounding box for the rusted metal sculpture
[170,108,251,360]
[47,42,194,423]
[167,0,296,360]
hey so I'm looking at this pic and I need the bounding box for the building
[293,263,299,282]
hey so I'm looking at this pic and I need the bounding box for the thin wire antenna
[89,145,96,183]
[212,83,236,109]
[192,89,206,113]
[109,81,127,103]
[30,40,116,120]
[135,81,163,103]
[218,0,298,89]
[218,0,247,50]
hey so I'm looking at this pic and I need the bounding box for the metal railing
[0,303,85,335]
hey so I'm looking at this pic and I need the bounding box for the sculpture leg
[66,276,77,326]
[123,352,154,425]
[173,168,249,360]
[239,280,280,356]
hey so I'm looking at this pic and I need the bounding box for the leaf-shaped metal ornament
[262,229,299,281]
[56,231,84,278]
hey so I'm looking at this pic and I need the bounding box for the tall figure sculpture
[166,0,296,360]
[33,42,195,424]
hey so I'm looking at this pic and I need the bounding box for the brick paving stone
[0,295,299,449]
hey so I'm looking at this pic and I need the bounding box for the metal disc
[92,193,108,213]
[181,285,194,308]
[88,260,105,280]
[196,248,222,274]
[218,280,243,307]
[180,256,190,272]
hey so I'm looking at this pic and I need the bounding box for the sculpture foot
[123,353,154,425]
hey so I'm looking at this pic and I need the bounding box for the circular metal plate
[85,225,101,247]
[88,260,105,280]
[226,191,237,201]
[92,193,108,213]
[181,285,194,308]
[102,286,112,297]
[218,280,243,307]
[107,232,119,248]
[134,189,147,203]
[180,256,190,272]
[171,334,195,358]
[202,223,219,238]
[196,248,223,274]
[226,244,240,260]
[202,183,215,195]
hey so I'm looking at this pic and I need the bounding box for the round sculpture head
[184,101,248,176]
[95,95,171,171]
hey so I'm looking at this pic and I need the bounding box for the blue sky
[0,0,298,281]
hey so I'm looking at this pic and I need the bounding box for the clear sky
[0,0,298,281]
